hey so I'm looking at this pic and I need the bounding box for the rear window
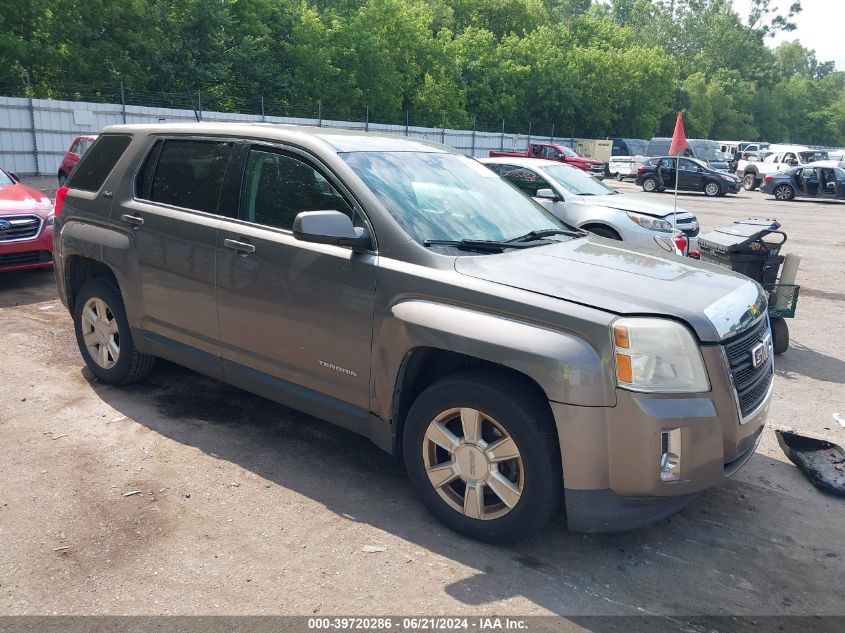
[135,139,233,214]
[66,134,132,192]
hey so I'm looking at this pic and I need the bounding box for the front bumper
[0,225,54,272]
[550,346,770,532]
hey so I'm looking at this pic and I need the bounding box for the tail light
[54,186,69,217]
[637,166,646,173]
[764,175,774,182]
[673,233,688,253]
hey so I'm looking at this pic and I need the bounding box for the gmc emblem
[750,335,772,369]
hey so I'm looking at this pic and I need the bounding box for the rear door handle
[223,238,256,255]
[120,214,144,228]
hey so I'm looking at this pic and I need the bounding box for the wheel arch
[375,300,615,454]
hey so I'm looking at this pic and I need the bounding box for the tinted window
[144,139,233,213]
[66,134,132,192]
[240,149,353,230]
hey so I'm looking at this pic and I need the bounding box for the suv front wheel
[403,370,563,542]
[73,278,155,385]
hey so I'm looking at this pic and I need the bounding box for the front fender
[372,299,615,419]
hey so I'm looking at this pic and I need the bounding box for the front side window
[341,151,564,246]
[680,159,702,173]
[140,139,233,214]
[542,146,558,158]
[239,149,354,230]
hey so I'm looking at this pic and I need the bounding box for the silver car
[482,157,699,251]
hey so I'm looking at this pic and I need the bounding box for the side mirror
[8,171,19,183]
[292,210,370,250]
[535,188,561,202]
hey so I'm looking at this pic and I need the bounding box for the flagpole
[673,155,679,231]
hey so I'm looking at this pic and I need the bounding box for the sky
[732,0,845,71]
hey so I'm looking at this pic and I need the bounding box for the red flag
[668,113,688,156]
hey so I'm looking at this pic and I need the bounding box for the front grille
[0,250,52,266]
[682,226,700,238]
[589,163,605,174]
[0,215,42,242]
[721,317,773,417]
[675,217,700,238]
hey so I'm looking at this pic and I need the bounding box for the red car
[489,142,606,179]
[0,168,54,272]
[58,135,97,185]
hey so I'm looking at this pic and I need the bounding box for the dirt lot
[1,176,843,618]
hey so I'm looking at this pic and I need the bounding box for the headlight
[44,212,55,226]
[720,174,736,182]
[626,212,672,232]
[612,317,710,393]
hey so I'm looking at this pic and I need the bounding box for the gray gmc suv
[53,124,773,542]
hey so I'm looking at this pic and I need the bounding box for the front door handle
[120,214,144,228]
[223,238,256,255]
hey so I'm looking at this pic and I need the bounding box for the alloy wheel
[643,178,657,192]
[422,407,524,520]
[80,297,120,369]
[774,185,793,201]
[705,182,721,196]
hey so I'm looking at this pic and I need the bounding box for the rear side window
[136,139,233,214]
[66,134,132,192]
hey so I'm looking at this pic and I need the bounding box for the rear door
[658,158,676,188]
[120,137,238,374]
[801,167,820,197]
[215,143,377,413]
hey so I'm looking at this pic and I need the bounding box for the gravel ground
[1,175,843,618]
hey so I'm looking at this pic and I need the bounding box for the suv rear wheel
[73,278,155,385]
[403,370,562,542]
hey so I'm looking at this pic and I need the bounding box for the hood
[708,161,732,173]
[0,183,53,218]
[573,156,603,165]
[569,193,694,219]
[454,237,766,342]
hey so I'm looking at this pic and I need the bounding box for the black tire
[616,173,624,181]
[742,173,758,191]
[703,180,722,197]
[641,177,659,193]
[402,370,563,543]
[771,317,789,355]
[587,225,622,240]
[58,172,67,187]
[773,184,795,201]
[73,278,155,385]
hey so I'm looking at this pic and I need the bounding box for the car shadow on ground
[0,268,58,308]
[82,361,845,617]
[775,343,845,385]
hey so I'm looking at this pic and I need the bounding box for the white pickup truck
[737,145,829,190]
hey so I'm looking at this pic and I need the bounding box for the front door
[677,158,704,190]
[819,168,837,198]
[834,167,845,199]
[215,144,377,414]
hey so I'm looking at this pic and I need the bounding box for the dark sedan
[760,161,845,201]
[636,157,742,197]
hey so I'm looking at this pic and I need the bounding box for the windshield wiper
[424,238,549,252]
[505,228,586,243]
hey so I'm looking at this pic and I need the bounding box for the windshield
[0,170,14,186]
[799,151,828,162]
[625,140,648,156]
[696,147,726,162]
[341,152,565,246]
[541,164,617,195]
